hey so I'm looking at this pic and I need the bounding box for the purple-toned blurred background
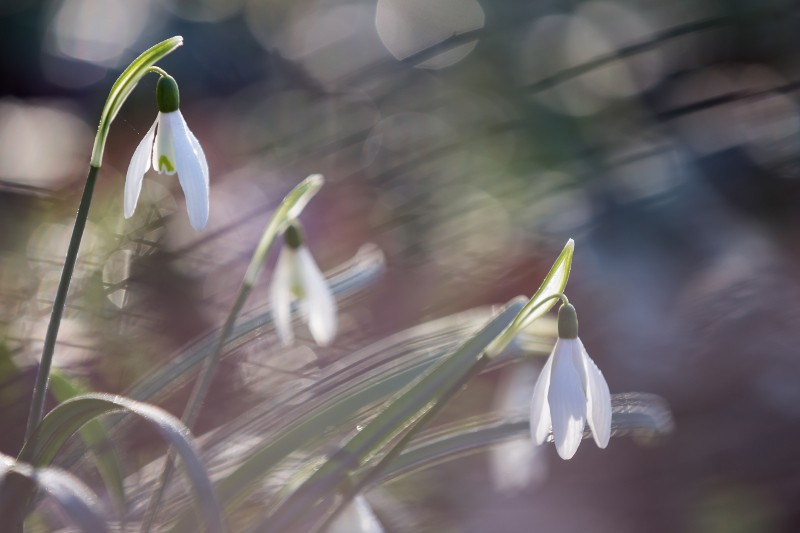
[2,0,800,531]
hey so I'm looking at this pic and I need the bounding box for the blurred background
[2,0,800,531]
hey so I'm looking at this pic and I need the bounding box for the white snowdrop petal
[579,339,612,448]
[297,246,337,346]
[152,112,177,175]
[270,248,296,346]
[328,495,384,533]
[169,111,209,230]
[124,118,157,218]
[547,339,586,459]
[529,353,554,445]
[182,112,209,190]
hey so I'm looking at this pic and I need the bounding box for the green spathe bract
[92,36,183,167]
[485,239,574,357]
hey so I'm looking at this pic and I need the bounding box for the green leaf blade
[49,371,127,515]
[1,452,108,533]
[22,393,226,533]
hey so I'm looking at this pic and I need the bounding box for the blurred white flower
[490,363,546,493]
[530,303,611,460]
[124,75,209,230]
[327,495,384,533]
[271,223,336,347]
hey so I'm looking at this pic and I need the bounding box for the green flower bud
[284,222,305,249]
[156,75,180,113]
[557,303,578,339]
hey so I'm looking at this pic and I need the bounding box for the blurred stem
[142,175,323,532]
[22,164,100,456]
[141,288,250,533]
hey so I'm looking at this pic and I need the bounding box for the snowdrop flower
[530,303,612,460]
[327,495,384,533]
[124,74,209,230]
[271,222,337,346]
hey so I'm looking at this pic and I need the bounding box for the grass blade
[20,394,226,533]
[0,452,108,533]
[49,371,126,515]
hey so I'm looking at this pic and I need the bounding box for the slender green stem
[141,288,250,533]
[147,66,169,77]
[22,164,100,457]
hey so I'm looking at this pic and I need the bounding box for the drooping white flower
[327,495,384,533]
[529,303,612,460]
[124,75,209,230]
[271,222,337,347]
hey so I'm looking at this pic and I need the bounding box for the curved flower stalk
[530,303,612,459]
[125,74,209,230]
[328,495,384,533]
[271,221,337,346]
